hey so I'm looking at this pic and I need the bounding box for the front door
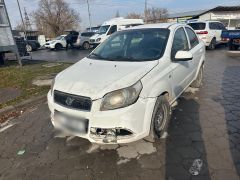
[170,27,193,99]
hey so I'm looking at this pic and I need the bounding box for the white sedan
[48,23,205,144]
[45,35,67,50]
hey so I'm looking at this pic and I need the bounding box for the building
[0,0,20,65]
[168,6,240,29]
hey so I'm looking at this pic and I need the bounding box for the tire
[82,42,90,50]
[191,65,203,88]
[229,40,239,51]
[55,43,63,50]
[26,44,33,52]
[150,95,171,139]
[207,38,216,50]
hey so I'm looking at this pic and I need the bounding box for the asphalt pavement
[1,48,240,180]
[28,48,92,63]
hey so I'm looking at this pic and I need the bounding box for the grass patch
[0,61,72,109]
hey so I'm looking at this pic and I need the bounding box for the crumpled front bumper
[47,91,156,144]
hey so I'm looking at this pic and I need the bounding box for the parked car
[73,32,95,50]
[45,35,67,50]
[48,23,205,144]
[188,21,228,50]
[222,30,240,50]
[90,17,144,47]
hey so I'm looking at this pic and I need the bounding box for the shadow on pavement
[165,95,211,180]
[220,66,240,176]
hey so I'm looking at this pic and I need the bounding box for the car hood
[54,57,158,99]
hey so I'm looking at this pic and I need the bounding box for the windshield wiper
[88,53,105,59]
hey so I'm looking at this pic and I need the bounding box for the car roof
[188,20,221,24]
[129,23,186,30]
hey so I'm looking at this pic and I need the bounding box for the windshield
[88,28,170,62]
[55,36,65,40]
[98,25,110,34]
[188,23,206,30]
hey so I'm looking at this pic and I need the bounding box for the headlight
[50,78,55,95]
[100,81,142,111]
[96,38,101,42]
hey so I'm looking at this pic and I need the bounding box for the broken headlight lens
[100,81,142,111]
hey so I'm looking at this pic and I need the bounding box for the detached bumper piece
[90,128,133,143]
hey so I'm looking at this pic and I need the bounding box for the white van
[89,17,144,47]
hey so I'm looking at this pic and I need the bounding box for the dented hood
[54,57,158,99]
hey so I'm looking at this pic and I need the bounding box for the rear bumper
[47,91,156,144]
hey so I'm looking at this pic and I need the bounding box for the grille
[54,90,92,111]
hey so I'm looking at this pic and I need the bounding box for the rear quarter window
[188,23,206,30]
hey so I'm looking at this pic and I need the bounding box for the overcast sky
[5,0,240,30]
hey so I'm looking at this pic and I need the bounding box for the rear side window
[185,27,199,49]
[171,27,189,60]
[188,23,206,30]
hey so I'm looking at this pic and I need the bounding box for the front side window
[185,27,199,49]
[89,28,170,62]
[171,27,189,60]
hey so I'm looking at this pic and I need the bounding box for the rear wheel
[191,65,203,88]
[150,95,171,139]
[207,38,216,50]
[26,44,33,52]
[55,43,63,50]
[82,42,90,50]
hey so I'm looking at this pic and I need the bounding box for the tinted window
[171,28,189,60]
[89,28,170,62]
[81,32,95,37]
[107,25,117,35]
[185,27,199,49]
[216,23,226,30]
[188,23,206,30]
[209,22,217,30]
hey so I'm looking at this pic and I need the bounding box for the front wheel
[82,42,90,50]
[191,65,203,88]
[150,95,171,139]
[55,43,63,50]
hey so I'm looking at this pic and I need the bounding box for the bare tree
[32,0,80,38]
[126,12,142,19]
[145,7,168,23]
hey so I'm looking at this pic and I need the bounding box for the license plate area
[54,110,89,134]
[233,39,240,45]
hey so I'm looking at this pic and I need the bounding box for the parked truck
[221,29,240,51]
[0,0,20,65]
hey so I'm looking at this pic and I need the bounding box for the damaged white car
[48,23,205,144]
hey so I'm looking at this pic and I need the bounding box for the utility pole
[144,0,147,23]
[86,0,92,31]
[16,0,27,40]
[24,7,32,31]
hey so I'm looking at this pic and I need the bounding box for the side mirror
[174,51,193,61]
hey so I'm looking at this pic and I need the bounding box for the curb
[0,95,46,116]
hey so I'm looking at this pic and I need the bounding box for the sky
[4,0,240,30]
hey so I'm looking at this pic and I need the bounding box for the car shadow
[165,94,211,180]
[218,66,240,176]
